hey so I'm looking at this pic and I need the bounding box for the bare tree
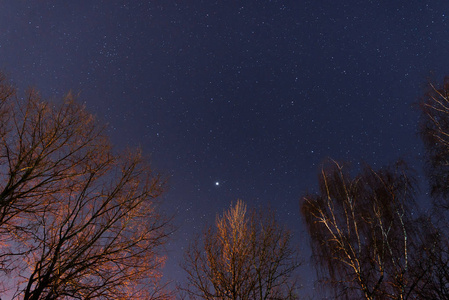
[181,200,300,300]
[0,74,171,299]
[419,77,449,206]
[301,160,421,300]
[415,77,449,298]
[409,218,449,300]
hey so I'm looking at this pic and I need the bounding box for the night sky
[1,1,449,297]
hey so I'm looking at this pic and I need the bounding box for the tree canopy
[0,74,171,299]
[181,200,300,300]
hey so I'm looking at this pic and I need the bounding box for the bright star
[215,182,219,186]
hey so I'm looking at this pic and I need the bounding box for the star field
[1,1,449,296]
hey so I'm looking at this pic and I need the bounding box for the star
[215,182,220,186]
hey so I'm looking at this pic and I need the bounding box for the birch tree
[419,77,449,205]
[301,161,420,299]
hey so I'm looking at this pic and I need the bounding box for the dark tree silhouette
[419,77,449,206]
[301,160,422,299]
[181,200,300,300]
[409,218,449,300]
[415,77,449,299]
[0,74,171,299]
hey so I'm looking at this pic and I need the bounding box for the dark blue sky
[1,1,449,296]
